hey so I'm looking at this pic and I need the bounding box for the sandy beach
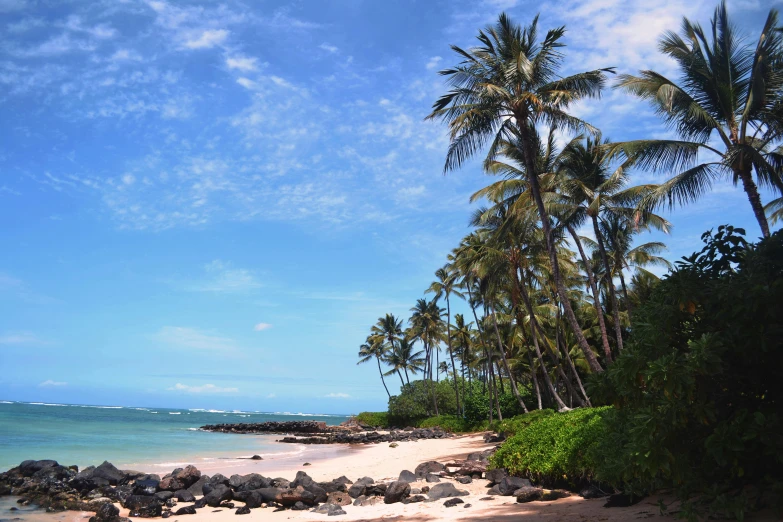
[114,433,675,522]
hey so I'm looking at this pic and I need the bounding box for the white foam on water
[0,401,13,404]
[169,412,181,415]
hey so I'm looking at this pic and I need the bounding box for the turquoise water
[0,401,349,472]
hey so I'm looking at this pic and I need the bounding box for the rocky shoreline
[198,420,455,445]
[0,437,612,520]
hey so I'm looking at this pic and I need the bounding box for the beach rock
[228,475,245,489]
[347,483,365,499]
[366,483,388,497]
[479,496,494,501]
[279,486,316,506]
[318,480,347,493]
[270,478,290,489]
[414,461,445,477]
[235,506,250,515]
[484,468,507,485]
[457,477,472,484]
[425,473,441,483]
[161,511,171,518]
[250,455,263,461]
[165,498,176,508]
[421,486,430,493]
[355,476,374,486]
[444,498,464,507]
[427,483,469,500]
[119,470,146,485]
[579,485,608,499]
[94,462,124,486]
[132,479,159,496]
[158,476,184,492]
[174,489,195,502]
[383,481,410,504]
[402,494,426,504]
[464,503,472,508]
[233,474,272,492]
[389,443,398,448]
[487,484,501,495]
[204,484,233,507]
[123,495,163,517]
[352,495,379,507]
[398,470,416,483]
[541,489,571,501]
[186,476,209,496]
[93,502,119,521]
[290,472,327,503]
[456,460,488,475]
[325,491,351,506]
[333,476,352,485]
[603,493,644,508]
[233,488,279,508]
[193,497,208,509]
[291,501,307,511]
[154,491,174,502]
[311,503,346,516]
[175,506,197,515]
[514,486,543,503]
[19,460,59,477]
[498,476,532,496]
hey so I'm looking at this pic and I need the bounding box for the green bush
[496,409,555,437]
[387,379,459,425]
[461,380,532,424]
[415,414,492,433]
[354,411,389,428]
[591,227,783,519]
[490,407,610,488]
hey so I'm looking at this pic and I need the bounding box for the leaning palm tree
[384,337,424,385]
[427,13,612,373]
[426,265,465,414]
[357,334,391,398]
[610,2,783,238]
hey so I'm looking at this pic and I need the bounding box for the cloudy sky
[0,0,779,413]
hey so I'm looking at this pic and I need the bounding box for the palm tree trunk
[376,357,391,398]
[489,303,529,413]
[567,224,613,363]
[737,167,771,238]
[557,324,591,407]
[528,352,543,410]
[518,130,603,373]
[618,264,633,316]
[403,367,410,385]
[445,294,461,416]
[592,216,625,352]
[397,370,405,387]
[487,354,503,421]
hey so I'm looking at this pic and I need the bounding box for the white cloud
[324,392,350,398]
[39,380,67,387]
[122,174,135,185]
[254,322,272,331]
[425,56,442,70]
[184,29,228,49]
[226,56,258,71]
[110,49,143,62]
[168,383,239,393]
[187,260,263,293]
[319,43,338,53]
[266,392,276,399]
[0,0,28,13]
[236,77,256,90]
[0,332,43,345]
[153,326,237,351]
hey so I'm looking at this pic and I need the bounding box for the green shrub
[496,409,555,437]
[461,380,532,424]
[354,411,389,428]
[415,414,492,433]
[387,379,458,425]
[591,226,783,519]
[490,407,610,488]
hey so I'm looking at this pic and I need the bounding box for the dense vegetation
[354,3,782,519]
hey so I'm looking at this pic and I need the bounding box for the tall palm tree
[427,265,464,414]
[371,313,403,354]
[610,2,783,238]
[558,134,671,354]
[427,13,612,373]
[384,337,425,385]
[409,299,444,415]
[357,334,390,398]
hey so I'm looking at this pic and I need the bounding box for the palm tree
[558,134,671,354]
[427,265,464,414]
[357,334,391,398]
[384,337,425,385]
[610,2,783,238]
[427,13,612,373]
[409,299,444,415]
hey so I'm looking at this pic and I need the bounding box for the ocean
[0,401,350,472]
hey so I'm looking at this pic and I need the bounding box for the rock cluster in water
[0,431,609,519]
[198,421,454,445]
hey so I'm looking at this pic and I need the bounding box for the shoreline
[1,434,691,522]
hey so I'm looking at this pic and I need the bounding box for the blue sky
[0,0,779,414]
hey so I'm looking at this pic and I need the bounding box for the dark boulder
[235,506,250,515]
[174,489,195,502]
[123,495,163,518]
[175,506,197,515]
[398,470,416,483]
[457,477,472,484]
[425,474,441,483]
[311,503,346,516]
[333,476,352,485]
[292,501,308,510]
[365,483,387,497]
[498,476,532,496]
[326,491,352,506]
[154,491,174,502]
[233,474,272,492]
[383,481,410,504]
[318,480,346,494]
[93,502,119,521]
[133,479,159,496]
[444,498,464,507]
[94,462,125,485]
[290,472,326,503]
[401,494,426,504]
[347,483,365,499]
[603,493,645,508]
[579,485,608,499]
[187,475,209,496]
[414,461,445,477]
[279,486,316,506]
[484,468,507,485]
[427,483,469,500]
[19,460,59,477]
[204,484,233,507]
[514,486,543,503]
